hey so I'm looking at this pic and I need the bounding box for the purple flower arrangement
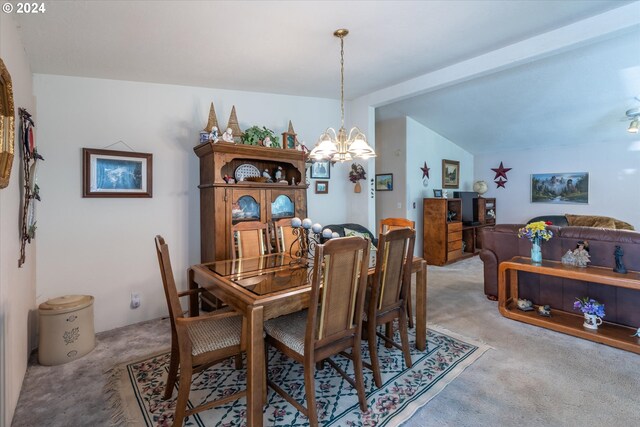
[573,297,605,317]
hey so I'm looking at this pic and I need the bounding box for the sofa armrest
[479,249,498,300]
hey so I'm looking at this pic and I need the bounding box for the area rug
[106,325,489,426]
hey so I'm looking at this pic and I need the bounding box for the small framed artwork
[82,148,153,198]
[433,189,443,198]
[315,180,328,194]
[531,172,589,204]
[442,159,460,189]
[310,160,331,179]
[375,173,393,191]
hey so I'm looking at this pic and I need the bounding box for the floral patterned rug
[107,325,489,426]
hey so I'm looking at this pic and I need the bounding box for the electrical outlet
[131,292,141,309]
[397,202,402,209]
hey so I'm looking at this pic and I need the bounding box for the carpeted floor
[12,257,640,426]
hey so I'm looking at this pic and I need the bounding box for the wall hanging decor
[315,180,329,194]
[442,159,459,189]
[375,173,393,191]
[491,161,511,188]
[18,108,43,267]
[82,147,153,198]
[530,172,588,204]
[421,161,430,187]
[310,160,331,179]
[0,58,15,189]
[349,163,366,193]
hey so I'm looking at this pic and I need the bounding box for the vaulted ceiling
[10,0,640,154]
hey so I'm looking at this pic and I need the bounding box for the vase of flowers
[518,221,553,264]
[349,163,366,193]
[574,297,605,330]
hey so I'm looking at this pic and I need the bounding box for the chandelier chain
[340,36,345,128]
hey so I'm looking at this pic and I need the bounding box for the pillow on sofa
[565,214,616,229]
[344,227,377,267]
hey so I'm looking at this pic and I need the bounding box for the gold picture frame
[0,58,15,189]
[442,159,460,189]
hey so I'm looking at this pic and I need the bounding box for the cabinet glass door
[271,194,294,219]
[232,195,260,222]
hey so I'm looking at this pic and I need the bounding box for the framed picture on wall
[375,173,393,191]
[442,159,460,189]
[310,160,331,179]
[82,148,153,198]
[531,172,589,204]
[315,180,329,194]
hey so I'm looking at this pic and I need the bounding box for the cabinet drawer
[447,231,462,242]
[448,249,462,260]
[448,239,463,251]
[447,222,462,232]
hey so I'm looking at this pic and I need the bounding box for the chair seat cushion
[264,310,308,355]
[187,315,243,356]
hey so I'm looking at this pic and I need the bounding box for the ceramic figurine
[209,126,219,143]
[263,136,272,147]
[447,211,457,222]
[516,298,534,311]
[262,169,272,182]
[572,241,591,267]
[613,245,627,274]
[561,250,576,266]
[222,127,235,143]
[274,166,283,181]
[631,328,640,338]
[537,305,551,317]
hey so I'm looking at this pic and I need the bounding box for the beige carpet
[12,256,640,426]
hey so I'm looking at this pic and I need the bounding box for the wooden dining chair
[231,221,271,259]
[273,218,302,255]
[364,227,415,388]
[379,217,416,328]
[155,235,245,426]
[264,236,370,426]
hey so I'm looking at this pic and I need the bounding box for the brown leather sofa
[480,224,640,327]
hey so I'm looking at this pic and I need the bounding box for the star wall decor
[420,162,430,179]
[495,178,507,188]
[491,162,512,180]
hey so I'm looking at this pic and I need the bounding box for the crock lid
[39,295,94,313]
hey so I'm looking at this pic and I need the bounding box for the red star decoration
[491,162,512,180]
[495,178,507,188]
[420,162,430,179]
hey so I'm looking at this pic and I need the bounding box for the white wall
[406,117,474,255]
[33,74,346,333]
[0,14,36,426]
[375,118,407,231]
[474,140,640,227]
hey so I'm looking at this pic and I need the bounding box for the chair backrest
[273,218,301,254]
[379,217,415,234]
[155,235,185,325]
[231,221,271,259]
[306,236,370,349]
[370,227,415,314]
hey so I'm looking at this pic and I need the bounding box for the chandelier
[309,29,376,162]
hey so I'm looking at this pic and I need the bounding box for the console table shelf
[499,257,640,354]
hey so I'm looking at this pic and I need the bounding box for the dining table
[188,252,428,427]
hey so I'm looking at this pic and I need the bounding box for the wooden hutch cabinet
[423,198,468,266]
[194,142,308,262]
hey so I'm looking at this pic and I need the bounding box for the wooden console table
[498,256,640,354]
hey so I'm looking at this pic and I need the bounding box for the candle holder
[289,217,339,272]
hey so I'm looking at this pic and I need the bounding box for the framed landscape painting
[375,173,393,191]
[442,159,459,189]
[83,148,153,198]
[531,172,588,204]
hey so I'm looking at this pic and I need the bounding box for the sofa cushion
[565,214,618,229]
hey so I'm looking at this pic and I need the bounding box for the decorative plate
[234,164,261,182]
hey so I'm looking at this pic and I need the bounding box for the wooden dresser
[423,198,471,265]
[194,142,308,262]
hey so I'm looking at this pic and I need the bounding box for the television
[454,191,478,225]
